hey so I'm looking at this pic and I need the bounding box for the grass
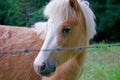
[80,43,120,80]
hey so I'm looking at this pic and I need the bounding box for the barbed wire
[0,44,120,54]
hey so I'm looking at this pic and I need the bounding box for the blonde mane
[78,0,96,40]
[33,22,48,40]
[34,0,96,40]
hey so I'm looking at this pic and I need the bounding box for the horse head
[33,0,96,77]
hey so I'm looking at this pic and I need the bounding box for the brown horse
[0,0,96,80]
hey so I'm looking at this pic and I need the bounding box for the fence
[0,44,120,54]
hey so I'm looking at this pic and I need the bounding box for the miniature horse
[0,0,96,80]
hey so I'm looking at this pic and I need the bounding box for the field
[80,44,120,80]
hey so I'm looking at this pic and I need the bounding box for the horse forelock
[44,0,76,22]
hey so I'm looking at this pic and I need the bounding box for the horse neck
[59,50,87,80]
[42,50,87,80]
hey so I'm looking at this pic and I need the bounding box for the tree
[90,0,120,42]
[0,0,48,26]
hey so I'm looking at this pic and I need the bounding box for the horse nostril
[36,59,56,76]
[51,67,56,72]
[40,63,46,72]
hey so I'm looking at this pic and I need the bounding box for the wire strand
[0,44,120,54]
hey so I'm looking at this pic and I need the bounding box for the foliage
[90,0,120,42]
[0,0,48,26]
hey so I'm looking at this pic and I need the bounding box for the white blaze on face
[34,20,62,66]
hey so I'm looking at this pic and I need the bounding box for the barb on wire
[0,48,39,54]
[41,44,120,51]
[0,44,120,54]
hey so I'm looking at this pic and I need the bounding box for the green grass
[80,44,120,80]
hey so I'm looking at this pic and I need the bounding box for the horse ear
[68,0,80,12]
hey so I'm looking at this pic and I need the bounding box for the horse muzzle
[34,59,56,76]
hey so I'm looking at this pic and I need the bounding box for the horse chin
[38,72,54,77]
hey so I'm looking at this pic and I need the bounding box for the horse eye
[62,26,71,34]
